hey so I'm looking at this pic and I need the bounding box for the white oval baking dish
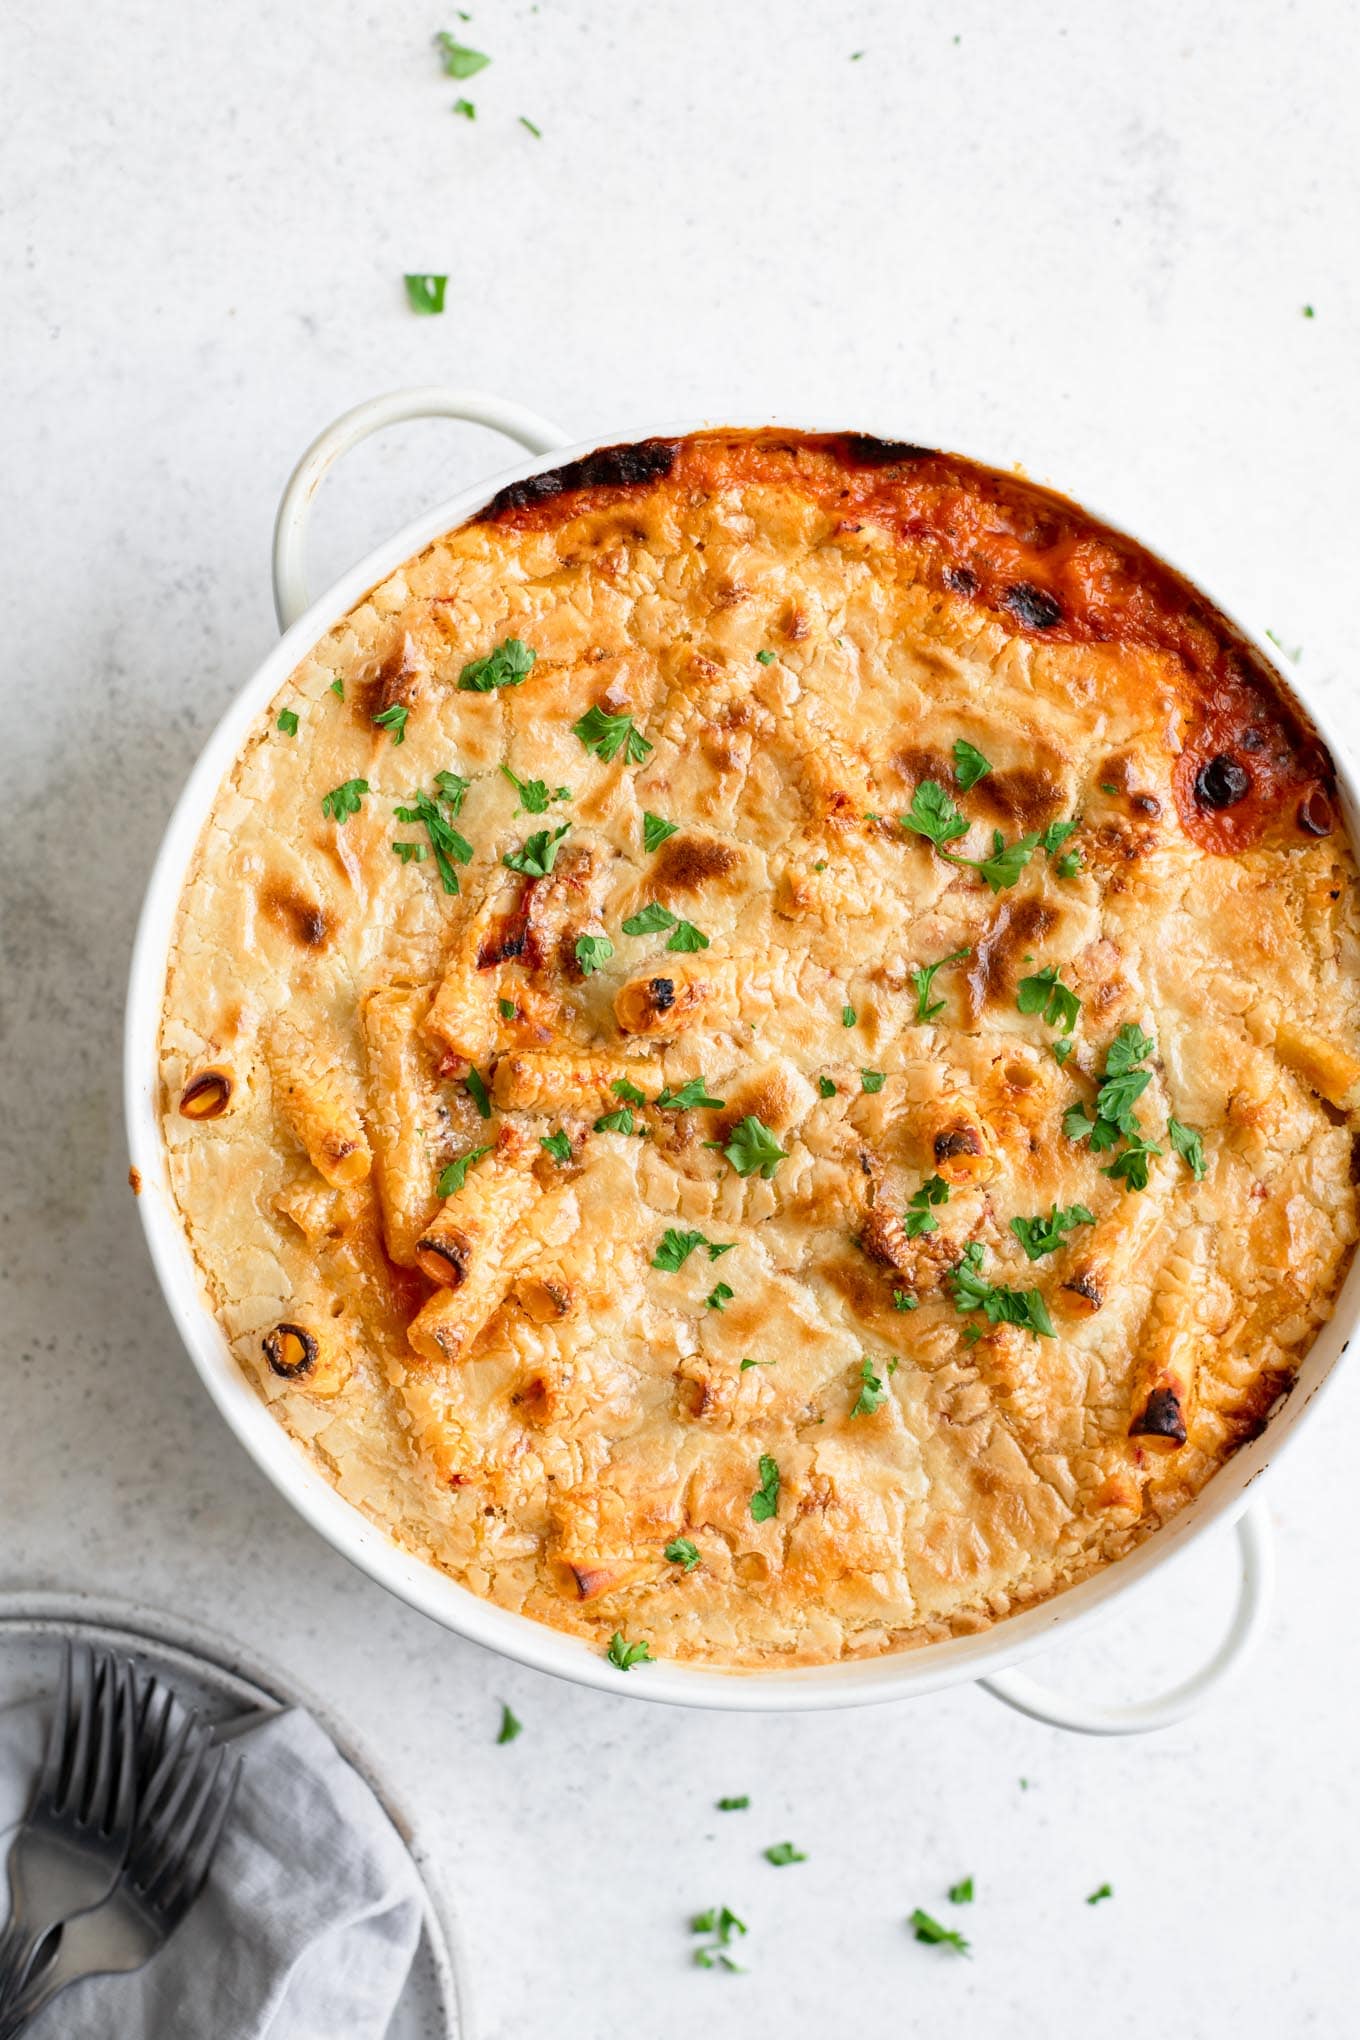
[125,388,1359,1731]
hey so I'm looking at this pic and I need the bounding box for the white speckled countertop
[3,2,1358,2033]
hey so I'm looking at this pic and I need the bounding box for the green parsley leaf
[622,901,676,936]
[860,1069,887,1094]
[945,827,1041,893]
[818,1076,837,1099]
[500,763,570,814]
[755,649,776,665]
[465,1069,492,1120]
[1301,305,1316,320]
[666,1537,701,1572]
[276,708,299,737]
[904,1175,950,1238]
[1100,781,1120,795]
[953,739,992,790]
[540,1129,572,1165]
[329,678,345,698]
[948,1876,974,1905]
[611,1077,648,1107]
[719,1115,788,1179]
[764,1840,806,1866]
[392,841,427,865]
[593,1106,635,1134]
[458,637,536,692]
[436,1144,491,1197]
[1017,965,1081,1035]
[404,273,448,315]
[518,115,541,137]
[1063,1102,1096,1141]
[717,1795,749,1811]
[572,703,652,763]
[1052,1038,1074,1065]
[667,917,710,952]
[813,859,828,872]
[393,773,473,893]
[373,703,408,745]
[452,97,476,118]
[1267,627,1303,662]
[434,30,490,78]
[851,1356,887,1416]
[1101,1133,1162,1190]
[642,810,678,852]
[842,1005,857,1027]
[691,1904,746,1942]
[947,1242,1054,1339]
[497,1703,522,1744]
[892,1289,918,1311]
[739,1357,772,1369]
[656,1076,725,1110]
[652,1228,712,1271]
[749,1454,780,1522]
[1106,1023,1155,1075]
[321,778,370,823]
[1010,1203,1095,1260]
[1097,1066,1152,1122]
[575,934,615,976]
[909,945,971,1023]
[1055,849,1083,878]
[606,1631,652,1671]
[1168,1117,1207,1180]
[498,996,516,1019]
[909,1908,970,1953]
[901,780,969,847]
[1086,1883,1113,1905]
[705,1282,734,1311]
[503,823,569,877]
[1040,817,1079,856]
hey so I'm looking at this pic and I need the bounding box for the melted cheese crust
[160,430,1360,1667]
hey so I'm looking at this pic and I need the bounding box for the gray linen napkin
[0,1697,424,2037]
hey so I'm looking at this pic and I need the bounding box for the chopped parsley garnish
[850,1357,887,1416]
[652,1227,732,1271]
[393,769,473,892]
[1017,964,1081,1034]
[465,1068,492,1119]
[717,1796,750,1811]
[593,1106,636,1134]
[717,1115,788,1179]
[854,1069,884,1096]
[1055,848,1083,878]
[705,1282,734,1310]
[519,115,541,137]
[1010,1203,1094,1260]
[665,1537,701,1572]
[1087,1883,1113,1905]
[1064,1024,1162,1190]
[755,648,776,665]
[276,709,299,737]
[763,1841,806,1866]
[621,901,710,951]
[606,1632,652,1671]
[1168,1117,1207,1180]
[1102,1132,1162,1191]
[948,1877,974,1905]
[656,1076,725,1110]
[500,764,570,814]
[498,996,516,1019]
[948,1241,1054,1339]
[901,780,970,847]
[818,1076,837,1099]
[329,678,345,698]
[434,30,490,77]
[691,1905,746,1972]
[321,778,369,823]
[904,1174,950,1238]
[436,1144,491,1197]
[642,810,678,852]
[503,822,569,877]
[497,1703,522,1745]
[572,704,652,763]
[892,1289,918,1311]
[1100,781,1120,795]
[404,273,448,315]
[909,946,971,1023]
[842,1004,857,1027]
[459,637,536,692]
[945,827,1041,893]
[1052,1038,1074,1065]
[1266,627,1303,662]
[575,934,615,976]
[749,1454,780,1522]
[952,739,992,790]
[1040,817,1079,857]
[739,1356,773,1370]
[392,842,427,865]
[373,703,408,745]
[452,96,475,118]
[909,1908,970,1953]
[540,1129,571,1164]
[612,1077,648,1106]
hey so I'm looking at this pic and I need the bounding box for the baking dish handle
[271,386,573,631]
[977,1503,1273,1735]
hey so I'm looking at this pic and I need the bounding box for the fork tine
[81,1651,118,1832]
[132,1715,211,1872]
[138,1745,224,1909]
[135,1672,174,1793]
[34,1641,72,1804]
[163,1755,241,1923]
[57,1643,95,1818]
[107,1660,138,1844]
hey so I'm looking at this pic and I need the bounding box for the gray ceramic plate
[0,1593,470,2040]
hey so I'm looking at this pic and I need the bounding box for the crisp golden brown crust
[159,429,1360,1668]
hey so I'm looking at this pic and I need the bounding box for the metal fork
[0,1721,240,2037]
[0,1645,137,2005]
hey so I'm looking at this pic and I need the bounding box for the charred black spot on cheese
[649,977,676,1013]
[1130,1386,1187,1446]
[943,565,978,596]
[1298,787,1335,836]
[652,834,738,895]
[1223,1366,1294,1447]
[934,1125,984,1163]
[179,1069,233,1120]
[263,881,332,951]
[415,1232,472,1287]
[836,434,933,469]
[479,438,678,520]
[1194,754,1252,810]
[1002,582,1063,631]
[263,1322,319,1381]
[1062,1270,1103,1310]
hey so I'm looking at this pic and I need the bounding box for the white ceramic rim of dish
[123,390,1360,1726]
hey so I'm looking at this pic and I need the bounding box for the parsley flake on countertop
[1010,1203,1094,1260]
[1017,964,1081,1034]
[691,1905,747,1972]
[749,1454,780,1522]
[373,703,408,745]
[901,780,969,847]
[948,1241,1054,1339]
[519,115,541,137]
[716,1115,788,1179]
[276,709,299,737]
[717,1795,750,1810]
[642,809,678,852]
[393,770,473,893]
[434,29,489,77]
[459,637,535,692]
[948,1876,974,1904]
[764,1841,807,1866]
[539,1129,571,1164]
[321,778,369,823]
[436,1144,490,1197]
[404,274,448,315]
[606,1632,652,1671]
[850,1357,887,1416]
[574,934,615,976]
[666,1537,701,1572]
[910,945,970,1023]
[909,1908,970,1953]
[497,1703,522,1745]
[1087,1883,1113,1904]
[572,704,652,763]
[452,97,475,118]
[952,739,992,790]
